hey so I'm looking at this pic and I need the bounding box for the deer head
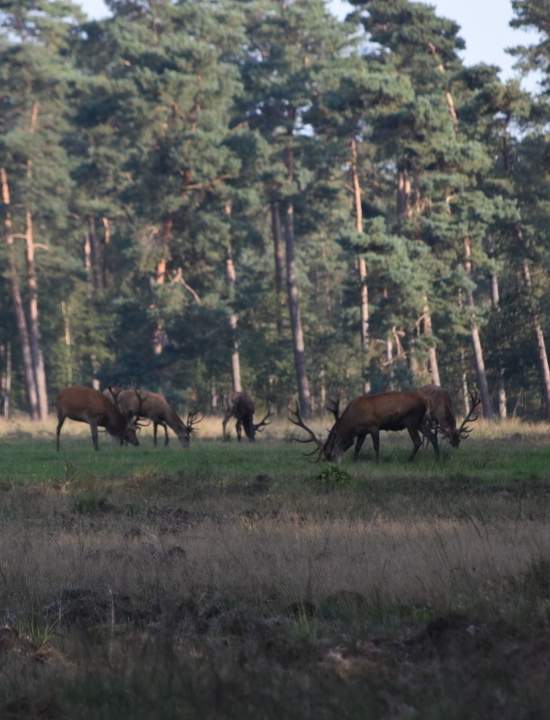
[183,409,203,445]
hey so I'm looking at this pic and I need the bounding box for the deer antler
[326,398,341,421]
[185,409,203,433]
[253,408,273,432]
[288,403,324,461]
[457,389,481,439]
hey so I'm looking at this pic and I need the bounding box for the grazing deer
[103,388,202,447]
[290,391,437,462]
[418,385,480,454]
[55,385,142,451]
[325,389,479,461]
[222,392,272,442]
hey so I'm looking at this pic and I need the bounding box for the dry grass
[2,422,550,718]
[3,412,550,442]
[2,513,550,616]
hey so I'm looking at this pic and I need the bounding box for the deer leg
[353,433,368,460]
[163,423,169,446]
[90,420,99,451]
[236,420,242,442]
[423,427,440,459]
[153,423,158,447]
[372,431,380,463]
[56,415,65,452]
[407,427,422,462]
[222,413,231,440]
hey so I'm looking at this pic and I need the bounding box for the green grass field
[3,418,550,488]
[2,419,550,719]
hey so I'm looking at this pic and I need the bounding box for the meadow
[1,416,550,719]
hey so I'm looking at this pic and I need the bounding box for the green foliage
[313,464,354,489]
[0,0,549,420]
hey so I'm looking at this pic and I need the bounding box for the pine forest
[1,0,550,421]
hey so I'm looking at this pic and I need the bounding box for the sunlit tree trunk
[490,266,507,419]
[25,208,48,419]
[270,201,285,338]
[1,167,39,418]
[61,301,73,386]
[423,296,441,386]
[464,237,493,418]
[101,216,111,289]
[397,166,440,385]
[386,332,395,389]
[88,216,104,292]
[0,342,12,418]
[521,256,550,418]
[25,102,48,419]
[282,138,311,416]
[283,198,312,416]
[152,218,171,356]
[350,138,371,394]
[224,201,242,393]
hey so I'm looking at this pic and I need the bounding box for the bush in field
[71,491,114,515]
[313,465,353,489]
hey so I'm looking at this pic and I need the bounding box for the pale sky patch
[80,0,541,88]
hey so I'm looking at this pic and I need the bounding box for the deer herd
[54,382,480,462]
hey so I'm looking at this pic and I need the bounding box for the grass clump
[71,491,115,515]
[313,464,354,489]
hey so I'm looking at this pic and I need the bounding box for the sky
[80,0,539,84]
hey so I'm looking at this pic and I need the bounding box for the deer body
[319,388,479,462]
[222,392,271,442]
[327,392,431,462]
[104,389,194,447]
[55,385,139,451]
[290,391,439,462]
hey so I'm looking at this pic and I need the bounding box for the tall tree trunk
[409,333,421,381]
[464,237,493,418]
[1,167,39,418]
[84,227,92,280]
[490,267,507,419]
[25,208,48,419]
[25,101,48,419]
[210,380,219,414]
[0,342,12,419]
[460,345,470,416]
[427,42,459,130]
[283,200,312,416]
[397,169,412,219]
[351,138,371,394]
[152,218,171,356]
[88,216,104,292]
[101,216,111,289]
[61,301,73,386]
[270,201,285,338]
[521,257,550,418]
[386,332,395,389]
[423,296,441,386]
[224,201,242,393]
[397,166,441,385]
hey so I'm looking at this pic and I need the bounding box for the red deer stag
[418,385,480,455]
[222,392,272,442]
[325,389,479,460]
[55,385,142,451]
[104,388,202,447]
[290,391,437,462]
